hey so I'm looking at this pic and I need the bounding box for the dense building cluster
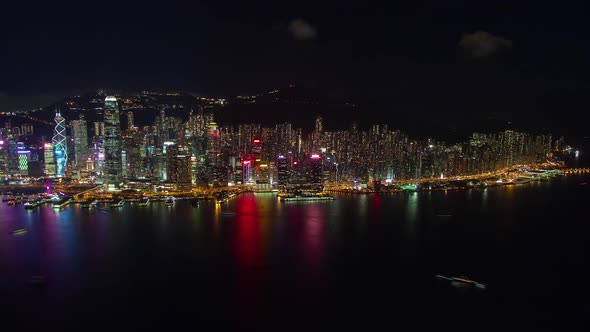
[0,94,562,191]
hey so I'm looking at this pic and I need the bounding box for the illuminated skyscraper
[0,134,7,177]
[166,144,192,191]
[208,122,221,166]
[277,155,289,187]
[52,110,67,177]
[127,111,134,130]
[71,115,88,167]
[44,143,57,176]
[103,96,122,186]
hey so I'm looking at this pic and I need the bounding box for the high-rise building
[277,155,289,187]
[127,111,134,130]
[6,133,18,176]
[17,148,30,176]
[52,110,68,177]
[103,96,122,186]
[166,144,192,191]
[309,153,323,189]
[71,115,88,167]
[0,138,6,177]
[208,122,221,166]
[44,143,57,176]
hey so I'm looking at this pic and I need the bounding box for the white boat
[165,196,175,206]
[111,198,126,208]
[138,197,150,207]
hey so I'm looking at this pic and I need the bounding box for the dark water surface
[1,175,588,331]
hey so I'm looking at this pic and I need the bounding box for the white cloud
[459,31,512,57]
[288,18,318,40]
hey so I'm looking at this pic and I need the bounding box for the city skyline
[1,2,589,139]
[1,94,576,191]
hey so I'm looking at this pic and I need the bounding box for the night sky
[1,1,589,137]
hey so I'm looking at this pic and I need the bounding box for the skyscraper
[6,132,18,176]
[127,111,134,131]
[71,115,88,167]
[44,143,57,176]
[0,139,6,177]
[208,122,221,166]
[166,144,192,191]
[277,155,289,187]
[103,96,122,186]
[52,110,67,177]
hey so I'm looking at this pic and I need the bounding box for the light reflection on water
[0,175,587,329]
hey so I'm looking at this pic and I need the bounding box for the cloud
[459,31,512,57]
[288,18,318,40]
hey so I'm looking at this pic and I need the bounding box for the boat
[13,228,28,236]
[435,275,486,290]
[138,197,150,207]
[80,199,98,208]
[24,200,43,210]
[190,198,199,208]
[53,197,72,209]
[280,194,335,203]
[513,176,533,185]
[111,198,126,208]
[165,196,175,206]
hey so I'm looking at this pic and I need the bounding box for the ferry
[111,198,126,208]
[435,275,486,290]
[280,194,335,203]
[165,196,175,206]
[513,176,533,185]
[24,200,43,210]
[13,228,28,236]
[80,199,98,208]
[53,197,72,209]
[138,197,150,207]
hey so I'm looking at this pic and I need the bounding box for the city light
[311,154,320,159]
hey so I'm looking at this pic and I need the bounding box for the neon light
[311,154,320,159]
[253,139,260,143]
[293,161,298,165]
[243,160,251,165]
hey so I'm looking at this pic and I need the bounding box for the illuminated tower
[71,115,88,167]
[52,109,68,177]
[127,111,134,130]
[44,143,57,176]
[103,96,122,186]
[277,155,289,187]
[208,122,221,166]
[0,138,6,177]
